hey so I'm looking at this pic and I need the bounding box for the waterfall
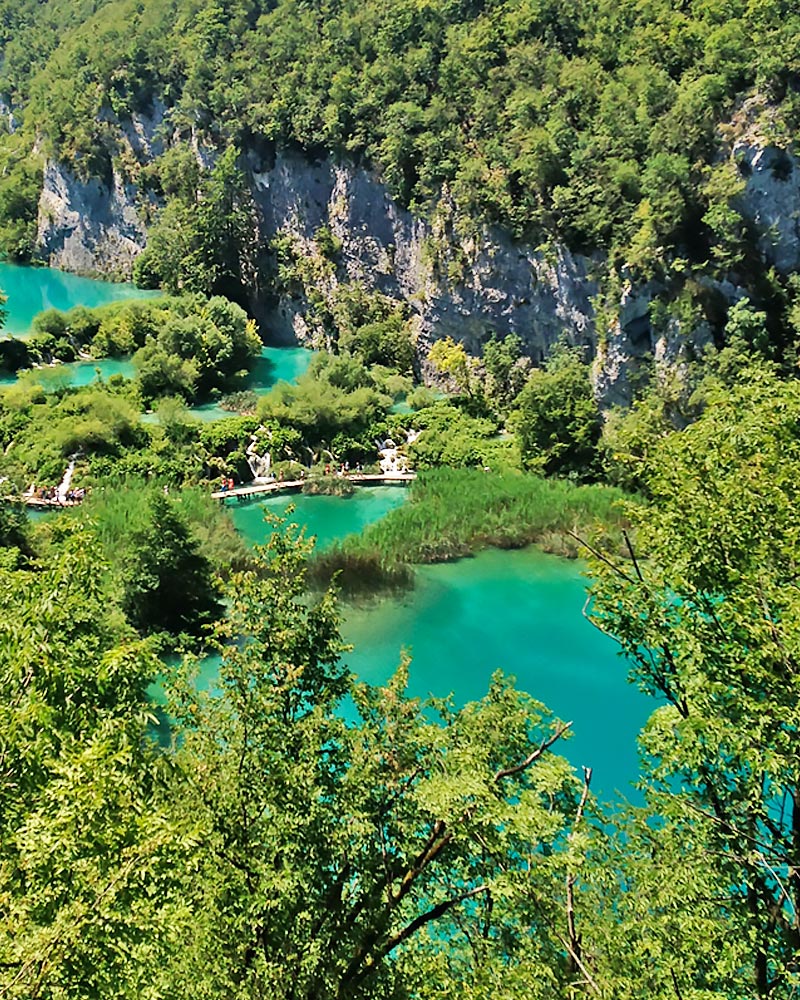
[57,455,78,502]
[246,429,273,483]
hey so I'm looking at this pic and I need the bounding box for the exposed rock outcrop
[35,103,166,277]
[36,159,148,277]
[250,150,598,360]
[33,116,800,407]
[736,140,800,274]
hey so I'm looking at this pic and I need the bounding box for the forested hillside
[1,0,800,997]
[1,0,798,274]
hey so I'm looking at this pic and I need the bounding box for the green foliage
[135,295,261,403]
[0,527,176,998]
[428,336,481,397]
[482,334,531,414]
[0,134,41,259]
[0,0,797,281]
[163,520,579,997]
[515,347,601,479]
[82,478,253,581]
[258,353,392,462]
[134,145,261,299]
[334,287,415,373]
[3,294,262,405]
[587,363,800,995]
[314,467,627,593]
[120,490,223,636]
[404,402,515,471]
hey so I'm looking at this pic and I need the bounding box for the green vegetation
[1,0,797,280]
[4,389,800,997]
[0,294,262,404]
[133,146,262,301]
[311,467,627,594]
[0,0,797,992]
[120,491,223,636]
[586,359,800,995]
[515,345,602,480]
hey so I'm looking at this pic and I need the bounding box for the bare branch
[565,766,592,981]
[567,530,636,585]
[493,720,572,782]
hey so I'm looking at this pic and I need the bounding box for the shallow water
[343,546,648,803]
[0,262,156,336]
[1,346,314,402]
[225,491,649,801]
[229,486,410,551]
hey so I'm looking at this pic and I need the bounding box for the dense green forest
[0,0,799,994]
[0,0,798,273]
[0,286,798,996]
[3,349,800,997]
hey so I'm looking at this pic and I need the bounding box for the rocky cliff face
[37,159,148,277]
[248,149,598,360]
[34,126,800,406]
[735,140,800,274]
[35,103,165,277]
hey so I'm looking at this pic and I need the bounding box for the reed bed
[310,468,629,595]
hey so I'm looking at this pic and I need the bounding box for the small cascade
[56,455,78,503]
[377,434,416,476]
[246,428,273,483]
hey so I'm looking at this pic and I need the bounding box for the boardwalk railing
[210,472,416,502]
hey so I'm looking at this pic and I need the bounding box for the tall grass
[310,468,630,594]
[74,477,254,578]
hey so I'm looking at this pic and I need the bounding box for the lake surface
[8,263,647,801]
[0,262,156,335]
[225,491,650,802]
[344,547,648,804]
[2,346,314,404]
[230,486,410,550]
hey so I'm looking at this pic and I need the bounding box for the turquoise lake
[229,485,410,550]
[226,492,651,803]
[9,263,650,802]
[0,262,157,335]
[2,346,314,406]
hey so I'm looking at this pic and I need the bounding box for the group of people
[217,476,237,492]
[323,462,362,476]
[27,485,87,505]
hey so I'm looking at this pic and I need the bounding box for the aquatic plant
[311,468,628,594]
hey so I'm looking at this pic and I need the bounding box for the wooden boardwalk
[210,472,416,502]
[5,473,416,509]
[16,496,83,509]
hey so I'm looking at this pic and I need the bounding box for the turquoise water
[343,547,648,803]
[0,357,135,388]
[0,262,157,336]
[248,347,314,392]
[1,257,643,798]
[225,492,649,801]
[229,486,410,551]
[1,346,314,402]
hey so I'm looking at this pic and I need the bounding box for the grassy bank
[309,468,630,594]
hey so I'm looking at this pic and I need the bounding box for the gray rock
[250,150,599,360]
[36,159,148,277]
[736,140,800,274]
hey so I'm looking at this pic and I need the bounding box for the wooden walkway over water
[210,472,416,502]
[5,473,416,509]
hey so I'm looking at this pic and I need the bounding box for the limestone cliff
[248,149,597,361]
[34,103,167,278]
[37,160,148,278]
[33,121,800,406]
